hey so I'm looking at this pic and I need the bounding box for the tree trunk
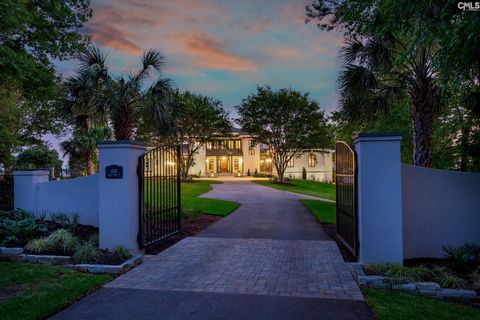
[113,105,135,140]
[86,158,95,175]
[410,60,436,168]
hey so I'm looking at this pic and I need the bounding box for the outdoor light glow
[222,156,226,160]
[266,159,272,163]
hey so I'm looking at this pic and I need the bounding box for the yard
[181,180,240,217]
[255,179,336,200]
[363,288,480,320]
[0,262,112,320]
[300,199,336,223]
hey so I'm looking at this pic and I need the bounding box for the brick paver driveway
[53,180,373,320]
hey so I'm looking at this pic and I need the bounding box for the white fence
[402,165,480,259]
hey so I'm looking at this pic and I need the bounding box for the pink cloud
[87,21,141,55]
[166,32,257,72]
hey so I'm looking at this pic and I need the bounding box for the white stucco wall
[36,175,99,226]
[284,151,334,182]
[189,145,206,176]
[402,165,480,259]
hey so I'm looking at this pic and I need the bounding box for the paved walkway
[53,181,372,320]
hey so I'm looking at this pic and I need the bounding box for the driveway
[53,181,372,320]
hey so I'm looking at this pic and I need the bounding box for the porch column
[354,133,403,264]
[97,141,146,254]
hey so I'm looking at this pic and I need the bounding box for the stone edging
[0,246,143,275]
[350,263,478,300]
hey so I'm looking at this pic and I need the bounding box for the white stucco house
[187,128,334,182]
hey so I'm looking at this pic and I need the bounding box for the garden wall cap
[353,132,403,143]
[97,140,148,149]
[13,169,50,176]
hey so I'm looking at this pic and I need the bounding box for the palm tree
[76,47,175,140]
[338,35,440,167]
[61,126,111,176]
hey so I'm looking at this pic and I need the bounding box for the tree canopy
[306,0,480,171]
[236,86,331,182]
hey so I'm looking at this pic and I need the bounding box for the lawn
[0,262,112,320]
[363,288,480,320]
[300,199,336,223]
[181,180,240,217]
[255,179,336,200]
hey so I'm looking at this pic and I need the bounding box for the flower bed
[0,209,143,273]
[351,243,480,303]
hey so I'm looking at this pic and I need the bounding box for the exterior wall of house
[190,145,206,176]
[242,136,260,176]
[284,152,333,182]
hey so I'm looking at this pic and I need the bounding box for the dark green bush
[302,167,307,179]
[0,209,48,246]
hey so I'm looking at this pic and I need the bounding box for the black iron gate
[335,141,358,257]
[0,174,14,211]
[138,145,181,249]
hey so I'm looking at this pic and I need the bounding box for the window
[287,158,294,167]
[235,140,242,149]
[249,148,255,155]
[308,154,317,167]
[208,158,214,171]
[234,158,239,171]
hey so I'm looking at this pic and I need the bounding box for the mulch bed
[322,223,356,262]
[10,221,98,248]
[145,214,222,255]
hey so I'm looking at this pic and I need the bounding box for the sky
[55,0,344,118]
[50,0,344,161]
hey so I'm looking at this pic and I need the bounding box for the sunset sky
[56,0,344,117]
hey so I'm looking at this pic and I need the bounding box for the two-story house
[188,129,334,182]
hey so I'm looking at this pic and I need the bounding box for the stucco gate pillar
[97,141,146,254]
[354,133,403,264]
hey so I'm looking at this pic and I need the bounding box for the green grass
[143,180,239,217]
[255,179,336,200]
[181,180,239,217]
[363,288,480,320]
[300,199,336,223]
[0,262,112,320]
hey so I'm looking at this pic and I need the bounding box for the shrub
[302,167,307,179]
[25,229,79,255]
[72,240,102,264]
[25,238,50,253]
[365,263,390,275]
[247,169,250,176]
[470,269,480,291]
[112,246,132,262]
[47,229,79,254]
[409,264,433,282]
[384,264,414,284]
[254,168,258,175]
[0,209,48,246]
[443,244,475,265]
[436,273,466,289]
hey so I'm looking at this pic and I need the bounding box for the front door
[220,158,228,172]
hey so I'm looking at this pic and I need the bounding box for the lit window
[308,154,317,167]
[249,148,255,155]
[287,158,294,167]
